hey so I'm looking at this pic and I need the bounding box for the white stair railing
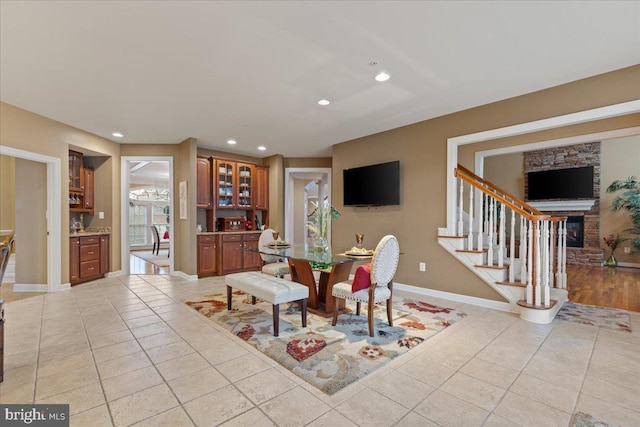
[454,165,567,308]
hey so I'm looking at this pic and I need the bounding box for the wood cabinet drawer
[80,260,100,278]
[80,244,99,261]
[198,235,216,243]
[222,234,242,242]
[80,236,100,245]
[243,233,259,242]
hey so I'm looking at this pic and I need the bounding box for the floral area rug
[557,302,631,333]
[570,411,620,427]
[184,292,466,395]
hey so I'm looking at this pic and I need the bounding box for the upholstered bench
[225,271,309,337]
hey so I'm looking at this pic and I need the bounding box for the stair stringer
[439,235,567,323]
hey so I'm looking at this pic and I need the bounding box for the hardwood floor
[566,264,640,312]
[129,252,170,275]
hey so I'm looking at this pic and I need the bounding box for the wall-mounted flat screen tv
[527,166,594,200]
[343,161,400,206]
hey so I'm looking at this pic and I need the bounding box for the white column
[543,220,550,306]
[477,192,484,251]
[526,219,533,304]
[487,198,494,266]
[467,187,474,250]
[550,220,556,288]
[520,216,528,285]
[498,203,506,267]
[458,179,464,237]
[509,209,516,283]
[534,220,541,306]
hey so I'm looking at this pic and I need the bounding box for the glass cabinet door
[216,161,235,208]
[237,164,253,208]
[69,150,83,191]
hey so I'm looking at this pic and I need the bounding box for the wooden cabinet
[70,234,109,285]
[237,163,254,209]
[69,150,83,192]
[83,168,94,212]
[196,156,212,209]
[100,235,109,274]
[218,232,261,275]
[216,159,236,209]
[197,235,217,277]
[69,150,95,215]
[254,165,269,211]
[70,237,80,282]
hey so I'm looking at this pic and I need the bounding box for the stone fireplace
[524,142,603,266]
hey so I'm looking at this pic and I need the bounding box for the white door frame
[284,168,332,246]
[445,100,640,234]
[0,145,62,292]
[121,156,174,274]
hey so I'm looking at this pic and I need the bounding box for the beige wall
[601,135,640,264]
[333,65,640,301]
[284,157,332,169]
[1,102,122,283]
[15,158,47,284]
[484,152,525,199]
[0,155,16,232]
[264,155,285,232]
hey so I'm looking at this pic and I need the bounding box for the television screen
[527,166,594,200]
[343,161,400,206]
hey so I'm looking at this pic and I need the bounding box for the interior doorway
[284,168,331,246]
[121,157,174,275]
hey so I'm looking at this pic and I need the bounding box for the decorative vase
[604,253,618,268]
[313,236,328,252]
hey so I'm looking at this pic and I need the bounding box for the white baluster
[487,198,494,266]
[492,197,498,247]
[520,216,527,285]
[526,219,533,304]
[498,203,505,267]
[560,220,567,289]
[534,220,541,306]
[543,220,550,306]
[477,192,484,251]
[550,220,556,288]
[467,187,474,250]
[458,179,464,237]
[509,209,516,283]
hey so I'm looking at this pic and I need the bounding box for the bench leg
[226,286,232,310]
[301,298,307,327]
[273,304,279,337]
[252,296,257,305]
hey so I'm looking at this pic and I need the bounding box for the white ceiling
[1,1,639,158]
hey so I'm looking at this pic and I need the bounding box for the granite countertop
[70,228,111,237]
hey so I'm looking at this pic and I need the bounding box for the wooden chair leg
[273,304,279,337]
[368,301,375,337]
[301,298,308,327]
[226,286,232,310]
[332,296,340,326]
[386,299,393,326]
[356,302,361,316]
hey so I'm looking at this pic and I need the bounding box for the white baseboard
[394,282,512,313]
[12,284,48,292]
[106,270,123,277]
[171,270,198,281]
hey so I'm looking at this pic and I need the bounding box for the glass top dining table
[249,243,373,317]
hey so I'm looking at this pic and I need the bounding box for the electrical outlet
[624,246,631,254]
[419,262,426,272]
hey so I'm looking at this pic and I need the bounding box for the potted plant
[606,176,640,254]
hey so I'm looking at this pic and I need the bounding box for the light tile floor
[1,274,639,427]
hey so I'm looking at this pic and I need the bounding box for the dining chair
[150,225,161,255]
[258,228,290,278]
[331,235,400,337]
[0,234,16,284]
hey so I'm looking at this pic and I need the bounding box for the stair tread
[438,235,467,239]
[496,281,526,288]
[517,299,558,310]
[456,249,487,254]
[475,264,509,270]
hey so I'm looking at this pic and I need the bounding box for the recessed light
[318,99,330,106]
[258,146,266,151]
[112,132,124,138]
[227,139,237,145]
[375,72,390,82]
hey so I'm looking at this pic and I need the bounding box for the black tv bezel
[526,165,594,201]
[343,160,400,207]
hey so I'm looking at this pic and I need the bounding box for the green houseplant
[606,176,640,253]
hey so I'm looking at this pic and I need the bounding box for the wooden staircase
[438,165,568,324]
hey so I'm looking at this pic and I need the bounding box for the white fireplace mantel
[527,200,596,212]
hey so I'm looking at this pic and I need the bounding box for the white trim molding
[394,282,512,313]
[528,200,597,212]
[446,100,640,234]
[171,270,198,281]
